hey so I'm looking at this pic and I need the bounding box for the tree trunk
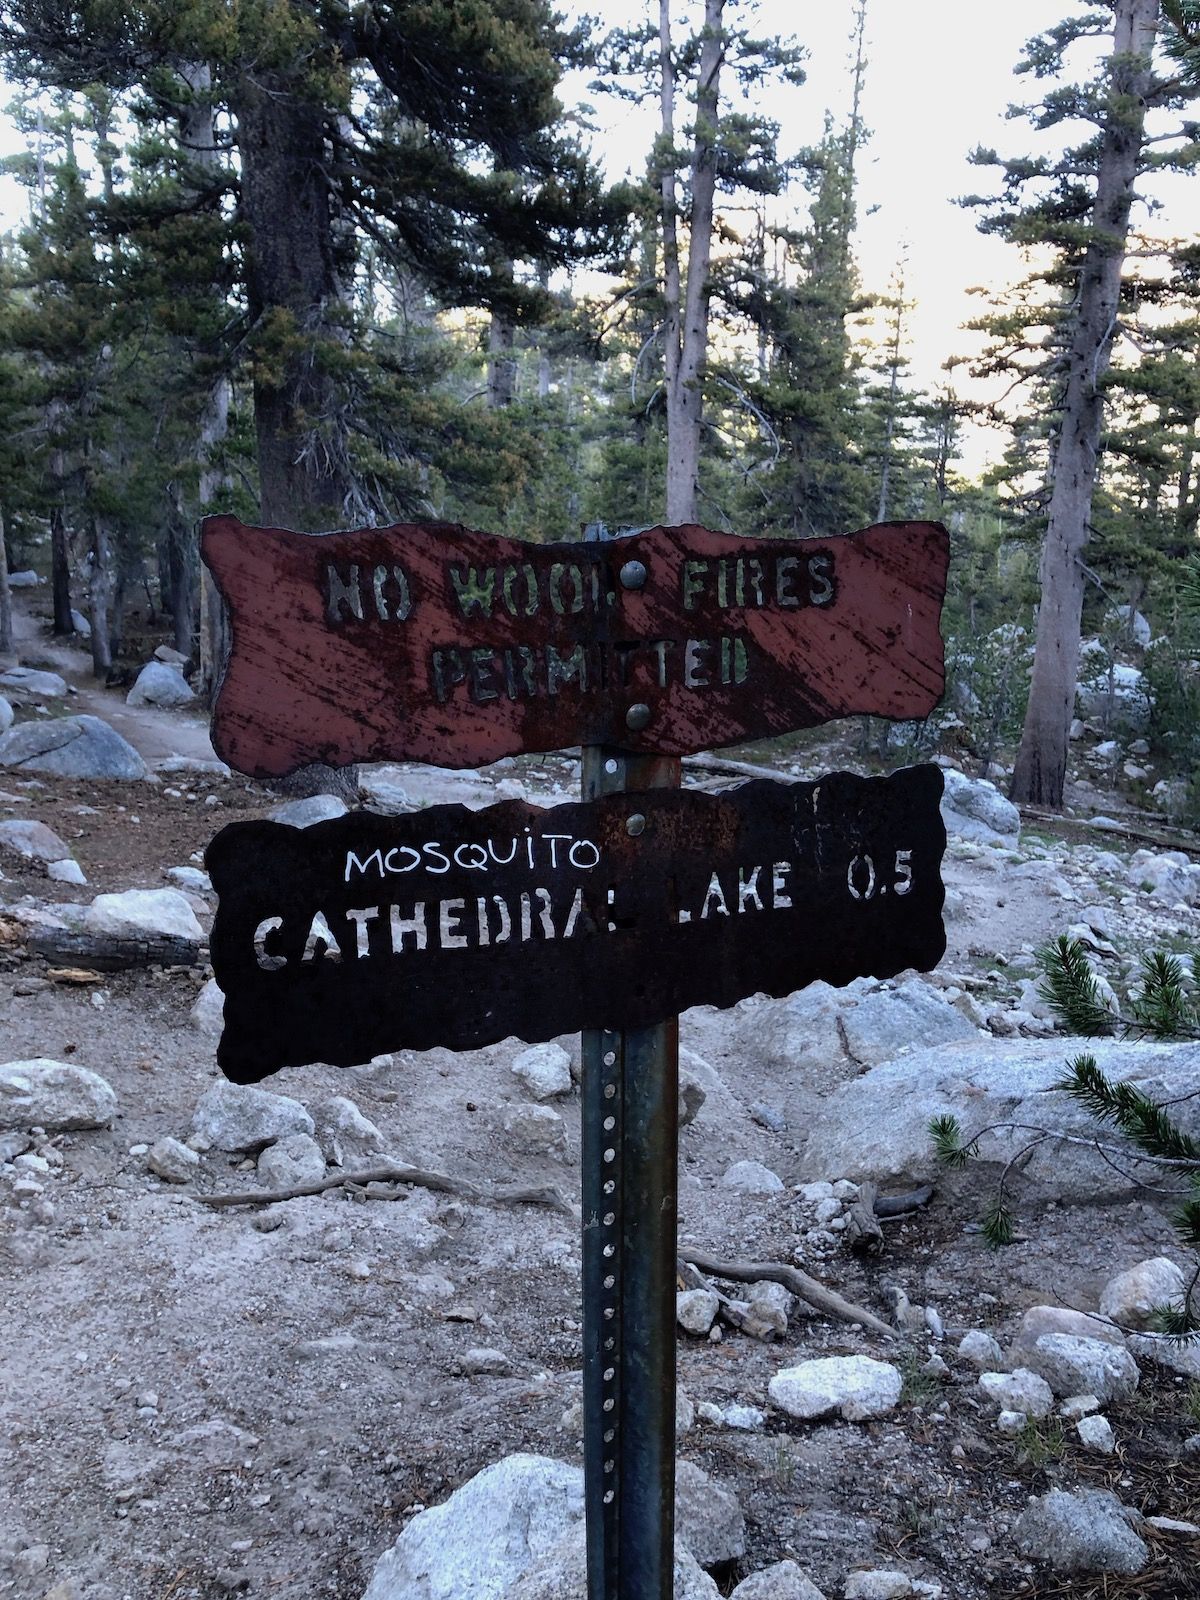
[487,306,517,408]
[0,508,12,655]
[88,515,112,677]
[50,441,73,634]
[1010,0,1159,809]
[663,0,723,526]
[236,71,353,531]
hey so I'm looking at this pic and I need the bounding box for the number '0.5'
[847,849,913,900]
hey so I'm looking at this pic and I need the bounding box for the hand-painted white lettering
[491,894,512,943]
[439,899,468,949]
[254,916,287,971]
[737,865,763,912]
[847,854,877,901]
[423,842,450,874]
[384,845,422,873]
[772,861,793,909]
[700,873,729,918]
[345,848,384,883]
[545,832,572,867]
[568,839,601,869]
[893,849,914,894]
[325,563,363,624]
[301,911,342,964]
[453,842,489,871]
[389,902,429,952]
[533,888,556,938]
[684,638,711,689]
[607,886,617,933]
[525,832,536,869]
[562,886,591,938]
[345,905,379,958]
[487,837,519,865]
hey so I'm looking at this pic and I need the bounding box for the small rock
[1076,1414,1115,1454]
[996,1410,1027,1437]
[957,1330,1004,1370]
[768,1356,902,1422]
[696,1402,765,1431]
[269,794,348,828]
[500,1103,566,1155]
[1014,1487,1148,1574]
[126,661,195,709]
[750,1102,787,1132]
[1014,1305,1126,1351]
[313,1095,386,1167]
[679,1068,707,1127]
[191,1081,314,1153]
[510,1042,572,1101]
[84,887,202,943]
[797,1181,834,1202]
[1099,1257,1188,1329]
[1059,1395,1101,1420]
[741,1280,795,1340]
[47,857,87,885]
[0,666,68,698]
[146,1137,201,1184]
[1127,1332,1200,1380]
[460,1347,511,1376]
[0,818,74,863]
[676,1289,720,1336]
[674,1460,745,1568]
[0,1058,117,1131]
[190,978,225,1036]
[843,1573,913,1600]
[978,1369,1054,1420]
[0,714,146,779]
[1145,1516,1200,1534]
[730,1560,826,1599]
[1029,1334,1140,1403]
[257,1133,326,1189]
[721,1159,785,1195]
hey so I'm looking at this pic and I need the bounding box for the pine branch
[1037,936,1117,1034]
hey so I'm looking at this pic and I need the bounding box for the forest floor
[1,590,1199,1600]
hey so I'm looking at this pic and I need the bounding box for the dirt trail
[7,597,218,765]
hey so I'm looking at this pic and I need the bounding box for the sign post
[580,524,679,1600]
[200,511,951,1600]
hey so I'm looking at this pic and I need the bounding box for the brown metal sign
[205,765,946,1084]
[201,517,948,777]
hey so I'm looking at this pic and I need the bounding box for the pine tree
[965,2,1200,808]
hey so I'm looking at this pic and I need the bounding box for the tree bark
[236,72,352,531]
[662,0,723,526]
[0,507,12,655]
[1011,0,1159,808]
[88,514,112,677]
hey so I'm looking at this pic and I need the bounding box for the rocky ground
[2,592,1200,1600]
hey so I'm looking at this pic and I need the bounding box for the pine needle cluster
[930,932,1200,1333]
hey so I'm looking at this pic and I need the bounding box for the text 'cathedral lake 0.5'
[206,766,947,1084]
[201,516,949,776]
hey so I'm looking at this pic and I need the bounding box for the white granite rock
[510,1042,572,1101]
[676,1289,720,1336]
[127,661,195,709]
[84,888,202,943]
[768,1356,902,1422]
[0,1058,117,1131]
[1099,1257,1188,1330]
[313,1095,386,1167]
[1076,1415,1116,1454]
[729,1561,826,1600]
[191,1081,314,1152]
[146,1137,201,1184]
[270,794,349,828]
[1028,1334,1140,1403]
[1015,1488,1148,1574]
[721,1159,785,1194]
[978,1369,1054,1420]
[257,1133,327,1189]
[674,1460,745,1568]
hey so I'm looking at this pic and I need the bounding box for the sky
[1,1,1196,476]
[559,0,1199,471]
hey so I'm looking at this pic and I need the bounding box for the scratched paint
[201,518,949,777]
[206,766,946,1083]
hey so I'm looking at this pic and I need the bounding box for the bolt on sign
[207,767,946,1085]
[201,515,948,776]
[199,514,950,1600]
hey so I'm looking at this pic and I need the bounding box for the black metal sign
[206,766,945,1085]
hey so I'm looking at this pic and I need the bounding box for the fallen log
[198,1160,577,1218]
[28,929,202,971]
[678,1244,897,1341]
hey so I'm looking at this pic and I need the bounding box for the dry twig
[198,1161,577,1218]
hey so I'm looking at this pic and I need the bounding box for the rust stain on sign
[201,517,948,777]
[206,765,946,1084]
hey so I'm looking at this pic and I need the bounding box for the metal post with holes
[580,525,681,1600]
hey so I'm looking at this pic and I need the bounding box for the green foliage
[934,943,1200,1337]
[1036,937,1117,1036]
[1013,1416,1066,1468]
